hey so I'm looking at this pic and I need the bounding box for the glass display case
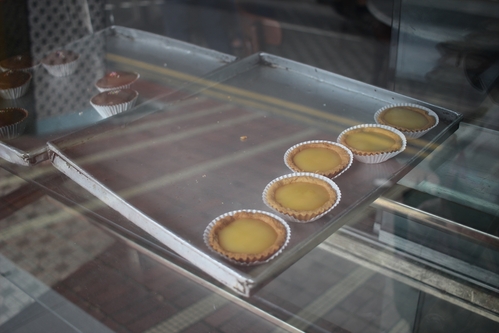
[1,0,498,332]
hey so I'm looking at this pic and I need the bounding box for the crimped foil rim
[95,72,140,92]
[203,209,291,266]
[337,123,407,163]
[262,172,342,223]
[283,140,353,179]
[90,90,139,118]
[374,103,439,139]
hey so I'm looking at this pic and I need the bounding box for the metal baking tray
[0,26,235,166]
[48,53,462,296]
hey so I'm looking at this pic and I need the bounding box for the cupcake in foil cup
[0,54,39,73]
[374,103,439,139]
[95,71,140,92]
[41,50,79,77]
[263,173,341,223]
[0,107,28,140]
[90,89,139,118]
[337,124,406,164]
[0,70,32,99]
[284,140,353,179]
[204,209,290,265]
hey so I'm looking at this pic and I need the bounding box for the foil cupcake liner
[337,124,406,164]
[203,209,291,266]
[95,72,140,92]
[90,90,139,118]
[0,108,28,140]
[262,172,342,223]
[284,140,353,179]
[42,57,79,77]
[0,75,32,99]
[374,103,439,139]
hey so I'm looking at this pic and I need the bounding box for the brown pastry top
[0,55,38,70]
[41,50,79,66]
[0,108,28,127]
[0,70,31,89]
[285,141,351,178]
[95,71,139,89]
[207,211,287,264]
[91,89,138,106]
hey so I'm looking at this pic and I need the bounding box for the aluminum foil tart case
[90,89,139,118]
[41,50,80,77]
[337,124,407,164]
[203,209,291,266]
[0,108,28,140]
[262,172,342,223]
[284,140,353,179]
[374,103,439,139]
[0,71,32,99]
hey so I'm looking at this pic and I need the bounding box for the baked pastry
[90,89,138,118]
[284,140,353,179]
[95,71,139,92]
[0,70,32,99]
[204,210,290,264]
[375,104,439,139]
[0,107,28,140]
[263,173,341,223]
[41,50,79,77]
[0,54,39,72]
[337,124,406,163]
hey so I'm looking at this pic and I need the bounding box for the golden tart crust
[265,174,338,222]
[338,126,403,156]
[285,141,352,178]
[376,105,437,132]
[207,211,287,264]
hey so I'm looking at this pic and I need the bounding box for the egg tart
[0,107,28,140]
[337,124,406,163]
[0,54,39,72]
[375,104,439,139]
[205,210,290,264]
[0,70,32,99]
[41,50,79,77]
[263,173,341,223]
[90,89,138,118]
[284,140,353,179]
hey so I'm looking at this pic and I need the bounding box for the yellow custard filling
[344,130,397,152]
[218,218,278,254]
[293,147,342,172]
[275,182,330,211]
[382,107,431,130]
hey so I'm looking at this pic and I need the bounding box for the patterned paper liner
[41,55,80,77]
[374,103,439,139]
[284,140,353,179]
[0,73,32,99]
[95,72,140,92]
[203,209,291,266]
[90,90,139,118]
[337,124,407,164]
[262,172,342,223]
[0,108,28,140]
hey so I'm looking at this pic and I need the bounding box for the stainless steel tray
[48,53,462,296]
[0,26,235,166]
